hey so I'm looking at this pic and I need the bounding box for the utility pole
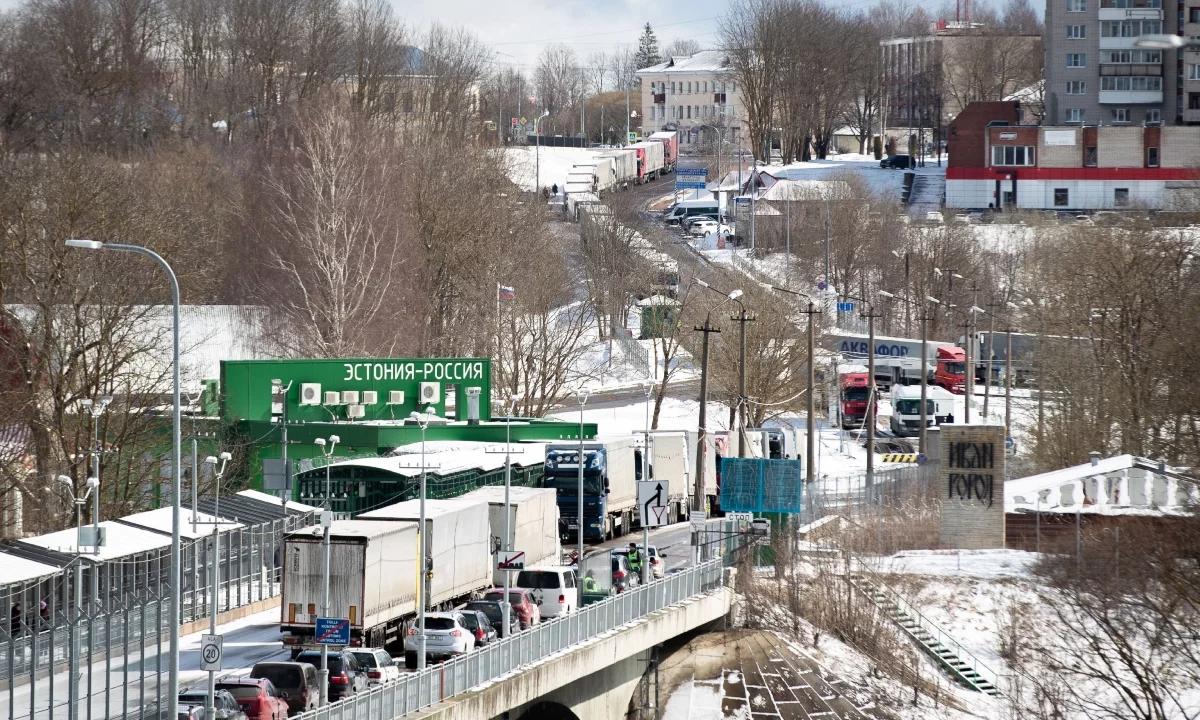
[693,317,720,565]
[960,317,973,423]
[861,304,882,501]
[919,309,930,455]
[983,301,1003,418]
[730,308,755,456]
[1005,328,1014,440]
[965,281,980,423]
[801,303,821,489]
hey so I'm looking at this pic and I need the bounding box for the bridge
[292,558,733,720]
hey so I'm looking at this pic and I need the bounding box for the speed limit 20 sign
[200,634,224,671]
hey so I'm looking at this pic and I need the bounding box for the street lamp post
[575,390,589,572]
[501,397,516,636]
[409,409,435,671]
[920,296,942,455]
[313,434,339,704]
[696,280,746,454]
[640,382,652,585]
[202,452,231,720]
[66,238,183,720]
[534,109,550,195]
[55,473,97,720]
[768,285,821,490]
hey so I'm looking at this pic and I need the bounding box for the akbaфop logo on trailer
[342,360,486,383]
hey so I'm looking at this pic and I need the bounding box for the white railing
[292,558,728,720]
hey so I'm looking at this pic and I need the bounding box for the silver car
[403,612,474,667]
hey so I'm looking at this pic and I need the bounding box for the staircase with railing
[847,567,1001,697]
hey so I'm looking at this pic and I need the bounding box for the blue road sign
[315,617,350,646]
[837,301,855,313]
[734,197,751,205]
[676,167,707,177]
[675,180,707,190]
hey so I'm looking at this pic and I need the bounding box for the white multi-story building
[635,50,747,149]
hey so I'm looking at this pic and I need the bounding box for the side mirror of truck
[604,480,611,494]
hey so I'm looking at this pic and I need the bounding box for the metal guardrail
[292,558,729,720]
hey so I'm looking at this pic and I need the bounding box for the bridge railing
[292,555,729,720]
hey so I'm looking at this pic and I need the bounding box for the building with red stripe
[946,101,1200,210]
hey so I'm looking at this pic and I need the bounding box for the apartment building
[635,51,747,148]
[1044,0,1200,125]
[945,101,1200,209]
[881,22,1042,152]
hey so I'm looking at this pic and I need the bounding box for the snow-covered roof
[636,50,730,75]
[1006,454,1197,514]
[0,555,61,585]
[120,507,244,540]
[637,295,681,307]
[19,520,171,561]
[310,440,547,479]
[760,179,853,202]
[289,519,412,541]
[1005,80,1043,103]
[236,489,318,513]
[460,485,555,506]
[357,496,487,520]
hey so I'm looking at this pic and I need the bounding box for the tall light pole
[696,280,746,454]
[497,396,517,636]
[575,390,590,571]
[769,285,822,512]
[313,434,340,704]
[534,109,550,194]
[409,409,435,671]
[920,296,942,454]
[1003,301,1019,442]
[202,452,230,720]
[640,382,652,584]
[66,238,182,719]
[55,473,97,720]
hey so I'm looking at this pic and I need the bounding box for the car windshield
[895,399,934,415]
[251,665,300,687]
[516,571,560,589]
[458,613,480,629]
[465,602,501,622]
[425,617,456,631]
[216,685,261,701]
[349,652,379,668]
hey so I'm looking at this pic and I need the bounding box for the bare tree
[662,38,701,58]
[722,0,789,162]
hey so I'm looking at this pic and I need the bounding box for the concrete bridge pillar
[508,650,649,720]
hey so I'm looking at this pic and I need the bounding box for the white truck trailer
[601,148,638,188]
[357,497,493,608]
[646,431,691,524]
[460,485,560,584]
[280,520,417,653]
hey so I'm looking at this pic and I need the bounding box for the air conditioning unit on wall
[341,390,360,405]
[362,390,378,405]
[300,383,322,406]
[347,404,366,419]
[324,391,341,405]
[387,390,405,405]
[419,382,441,405]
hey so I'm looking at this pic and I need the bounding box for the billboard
[719,458,803,513]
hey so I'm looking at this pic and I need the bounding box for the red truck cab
[839,372,871,429]
[934,346,967,394]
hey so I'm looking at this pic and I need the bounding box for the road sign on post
[675,166,708,191]
[497,550,525,570]
[315,617,350,646]
[200,634,223,671]
[638,481,670,528]
[689,510,707,532]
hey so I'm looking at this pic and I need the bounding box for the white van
[663,199,719,225]
[515,566,579,619]
[890,385,956,436]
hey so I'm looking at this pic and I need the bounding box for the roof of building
[117,507,244,540]
[17,520,171,562]
[357,496,487,520]
[0,554,61,585]
[636,50,730,75]
[300,440,547,480]
[1006,454,1196,514]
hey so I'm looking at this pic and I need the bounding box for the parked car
[213,678,289,720]
[923,211,945,224]
[880,154,913,169]
[178,689,247,720]
[292,650,368,702]
[348,648,402,686]
[459,599,520,638]
[481,587,541,629]
[249,661,319,715]
[403,612,475,667]
[610,554,638,593]
[515,566,579,619]
[456,609,498,646]
[611,545,666,580]
[682,214,719,231]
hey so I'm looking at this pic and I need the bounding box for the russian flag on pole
[498,285,516,301]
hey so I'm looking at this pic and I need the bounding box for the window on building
[1114,188,1130,206]
[1100,76,1163,91]
[1191,93,1200,110]
[1112,108,1130,123]
[1190,64,1200,81]
[1102,0,1161,6]
[1147,146,1160,167]
[991,145,1036,166]
[1067,80,1086,95]
[1054,188,1070,207]
[1191,7,1200,22]
[1066,108,1085,123]
[1101,19,1162,37]
[1067,53,1087,67]
[1066,24,1087,39]
[1146,108,1161,123]
[1068,0,1086,11]
[1102,50,1162,63]
[1085,146,1098,166]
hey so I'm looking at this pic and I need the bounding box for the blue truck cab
[544,438,636,543]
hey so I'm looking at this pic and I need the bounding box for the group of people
[580,542,644,594]
[9,600,49,633]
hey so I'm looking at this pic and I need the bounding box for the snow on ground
[502,146,599,192]
[763,152,944,201]
[660,680,724,720]
[876,549,1039,579]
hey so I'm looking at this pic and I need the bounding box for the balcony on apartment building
[653,93,666,104]
[1098,0,1162,21]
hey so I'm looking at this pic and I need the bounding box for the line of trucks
[278,430,701,655]
[830,329,1058,435]
[564,131,679,205]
